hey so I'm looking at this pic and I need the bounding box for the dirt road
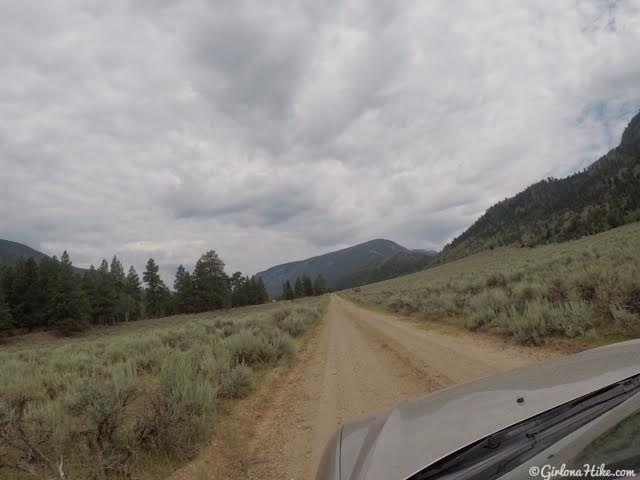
[170,295,558,480]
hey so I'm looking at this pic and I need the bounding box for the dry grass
[0,297,327,479]
[343,222,640,346]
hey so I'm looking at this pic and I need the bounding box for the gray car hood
[338,339,640,480]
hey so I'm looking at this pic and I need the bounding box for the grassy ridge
[0,297,326,479]
[343,222,640,346]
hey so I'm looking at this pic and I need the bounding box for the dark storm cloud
[1,0,640,282]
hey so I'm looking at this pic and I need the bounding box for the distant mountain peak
[621,109,640,153]
[255,238,435,297]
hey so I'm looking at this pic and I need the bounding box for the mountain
[0,239,49,267]
[339,249,438,288]
[0,239,87,274]
[441,110,640,262]
[256,239,436,297]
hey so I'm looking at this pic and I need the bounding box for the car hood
[337,339,640,480]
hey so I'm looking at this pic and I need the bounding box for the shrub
[265,329,296,361]
[136,352,217,458]
[486,273,508,288]
[545,278,569,304]
[624,286,640,314]
[549,301,596,338]
[464,289,509,331]
[224,331,276,366]
[610,305,640,336]
[505,303,549,346]
[387,295,419,314]
[218,365,255,399]
[63,362,140,474]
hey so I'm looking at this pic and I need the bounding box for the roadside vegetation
[0,297,326,479]
[344,222,640,346]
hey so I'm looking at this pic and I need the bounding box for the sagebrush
[344,222,640,345]
[0,299,324,479]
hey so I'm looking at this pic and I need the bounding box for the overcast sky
[1,0,639,282]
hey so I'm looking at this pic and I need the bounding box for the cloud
[1,0,639,284]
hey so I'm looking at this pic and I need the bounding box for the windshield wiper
[409,373,640,480]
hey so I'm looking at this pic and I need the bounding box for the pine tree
[110,255,125,292]
[246,276,258,304]
[174,264,194,313]
[302,275,313,297]
[82,265,99,324]
[125,266,142,301]
[313,274,328,295]
[49,251,91,335]
[94,259,117,324]
[192,250,230,312]
[143,258,168,318]
[230,272,249,307]
[122,265,143,322]
[255,277,269,304]
[282,280,294,300]
[0,286,14,334]
[9,258,41,330]
[294,277,304,298]
[38,255,61,326]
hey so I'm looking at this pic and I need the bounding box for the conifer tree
[0,286,14,334]
[230,272,249,307]
[110,255,125,292]
[9,258,41,330]
[49,251,90,334]
[94,258,117,324]
[255,277,269,304]
[125,266,142,301]
[282,280,294,300]
[143,258,167,318]
[302,275,313,297]
[313,274,328,295]
[192,250,230,311]
[174,264,194,313]
[294,277,304,298]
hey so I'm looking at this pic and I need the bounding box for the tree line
[0,249,268,336]
[281,274,327,300]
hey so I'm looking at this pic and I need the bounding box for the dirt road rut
[171,295,556,480]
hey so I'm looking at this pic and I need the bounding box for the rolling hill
[0,239,88,275]
[440,109,640,262]
[255,239,437,297]
[0,239,49,267]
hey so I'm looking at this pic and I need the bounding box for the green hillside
[441,110,640,262]
[344,222,640,345]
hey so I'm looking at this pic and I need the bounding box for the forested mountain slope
[441,110,640,262]
[256,239,435,297]
[0,239,48,267]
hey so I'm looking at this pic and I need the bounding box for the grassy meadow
[343,222,640,346]
[0,297,326,479]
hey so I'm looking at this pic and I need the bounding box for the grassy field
[343,222,640,346]
[0,297,327,479]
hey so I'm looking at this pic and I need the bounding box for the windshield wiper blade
[409,374,640,480]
